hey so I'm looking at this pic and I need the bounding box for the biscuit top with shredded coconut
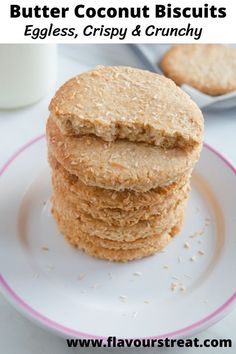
[49,65,203,149]
[160,44,236,96]
[47,117,200,191]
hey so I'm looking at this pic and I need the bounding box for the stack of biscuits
[46,66,204,262]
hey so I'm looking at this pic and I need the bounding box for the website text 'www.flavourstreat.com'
[66,337,232,349]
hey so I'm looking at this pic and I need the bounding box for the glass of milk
[0,44,57,109]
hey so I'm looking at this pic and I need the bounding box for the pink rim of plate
[0,134,236,340]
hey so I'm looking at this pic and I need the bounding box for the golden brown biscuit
[47,118,200,192]
[52,207,184,251]
[49,66,203,150]
[51,170,190,226]
[48,152,191,210]
[52,208,183,262]
[52,192,187,242]
[160,44,236,96]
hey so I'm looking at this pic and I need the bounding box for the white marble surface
[0,44,236,353]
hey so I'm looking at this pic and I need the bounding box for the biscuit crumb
[163,265,169,269]
[199,228,205,235]
[184,241,191,249]
[91,283,99,289]
[41,246,49,251]
[171,282,178,291]
[144,300,150,304]
[78,273,85,280]
[133,271,142,276]
[119,295,128,302]
[45,264,54,271]
[189,232,198,238]
[190,256,196,262]
[198,250,205,255]
[180,285,186,292]
[205,219,211,227]
[184,274,193,279]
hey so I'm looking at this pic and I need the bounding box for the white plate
[0,137,236,340]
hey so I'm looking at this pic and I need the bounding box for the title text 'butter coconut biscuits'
[160,44,236,96]
[49,65,203,150]
[47,117,200,192]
